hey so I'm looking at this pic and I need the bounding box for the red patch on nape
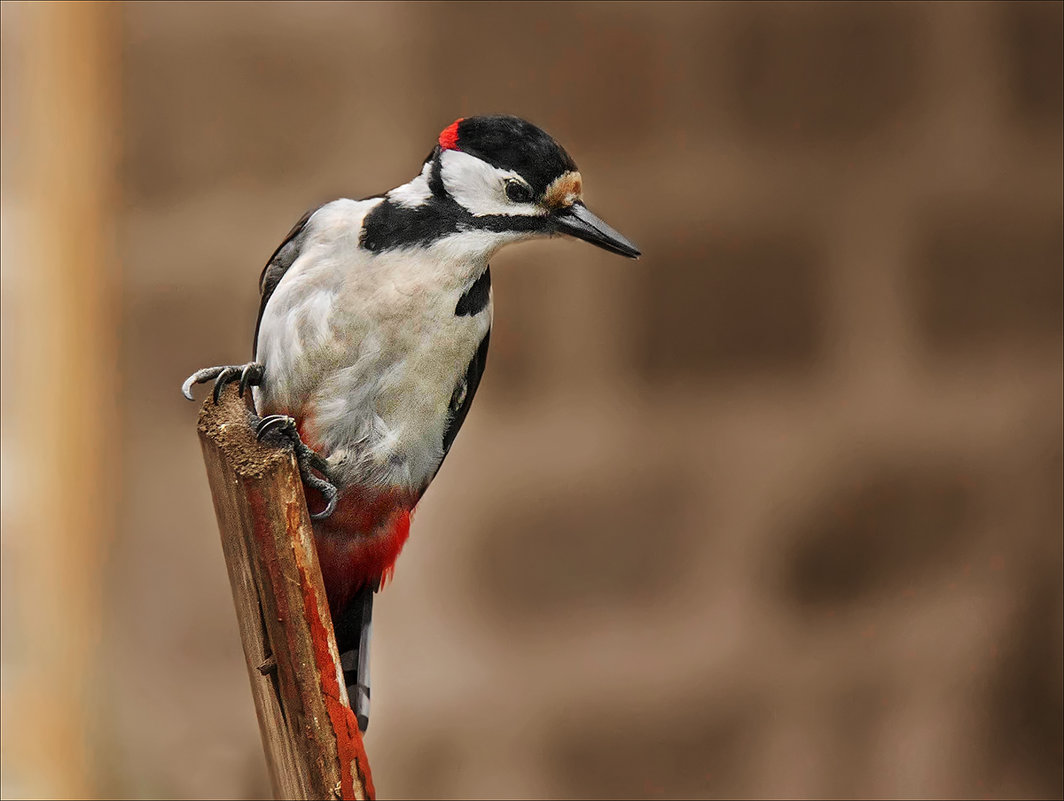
[438,118,463,151]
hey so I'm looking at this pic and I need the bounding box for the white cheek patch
[439,149,546,218]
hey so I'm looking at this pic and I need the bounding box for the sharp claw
[182,363,262,402]
[212,367,240,405]
[239,363,263,397]
[256,414,294,440]
[309,480,339,520]
[181,374,198,401]
[182,366,223,400]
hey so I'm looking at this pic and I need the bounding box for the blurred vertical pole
[1,1,120,798]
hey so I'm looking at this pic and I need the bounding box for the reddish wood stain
[245,486,375,800]
[294,502,376,800]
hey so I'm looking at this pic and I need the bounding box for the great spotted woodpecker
[183,115,640,731]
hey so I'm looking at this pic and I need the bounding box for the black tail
[332,582,375,732]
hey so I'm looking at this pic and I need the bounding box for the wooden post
[197,386,374,801]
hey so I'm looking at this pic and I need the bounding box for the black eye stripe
[505,180,533,204]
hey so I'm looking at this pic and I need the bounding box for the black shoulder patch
[253,206,317,355]
[360,197,470,253]
[442,328,490,456]
[455,267,491,316]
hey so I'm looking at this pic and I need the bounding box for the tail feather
[333,581,375,732]
[305,483,416,731]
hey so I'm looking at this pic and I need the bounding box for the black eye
[505,180,533,204]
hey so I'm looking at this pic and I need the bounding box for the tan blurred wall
[2,1,1061,799]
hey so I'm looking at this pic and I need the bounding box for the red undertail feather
[280,409,417,613]
[306,483,415,614]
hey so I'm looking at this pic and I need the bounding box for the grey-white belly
[256,250,492,493]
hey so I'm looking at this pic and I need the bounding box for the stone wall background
[2,2,1061,798]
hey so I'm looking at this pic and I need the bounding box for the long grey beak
[554,202,641,258]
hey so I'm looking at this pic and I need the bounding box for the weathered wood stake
[197,386,374,801]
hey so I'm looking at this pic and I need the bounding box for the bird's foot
[256,414,338,520]
[182,362,265,404]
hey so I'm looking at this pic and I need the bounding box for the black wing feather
[252,206,319,355]
[418,327,491,501]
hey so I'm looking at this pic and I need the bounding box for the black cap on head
[434,114,641,259]
[439,115,578,196]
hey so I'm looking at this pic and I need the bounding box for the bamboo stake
[197,387,374,801]
[5,2,119,796]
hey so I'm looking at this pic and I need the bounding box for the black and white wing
[252,206,319,355]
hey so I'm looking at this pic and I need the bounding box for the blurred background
[2,1,1061,798]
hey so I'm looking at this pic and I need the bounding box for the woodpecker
[183,115,639,731]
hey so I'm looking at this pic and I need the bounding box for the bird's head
[418,115,640,258]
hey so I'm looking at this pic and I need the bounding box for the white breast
[254,198,493,493]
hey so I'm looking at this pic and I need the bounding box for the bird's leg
[181,362,265,404]
[256,414,339,520]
